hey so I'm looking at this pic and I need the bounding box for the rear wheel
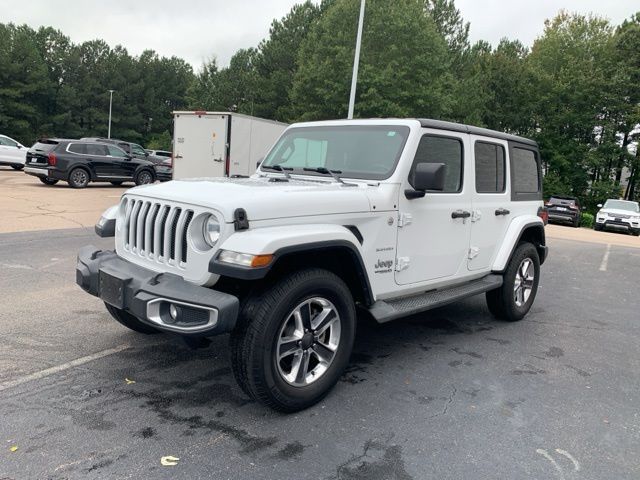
[230,268,356,412]
[486,242,540,322]
[11,164,24,170]
[38,176,58,186]
[135,169,154,186]
[68,167,90,188]
[104,302,160,334]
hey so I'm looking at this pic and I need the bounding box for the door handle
[213,158,223,163]
[451,210,471,219]
[495,208,510,216]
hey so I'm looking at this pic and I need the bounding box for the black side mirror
[406,163,446,199]
[17,145,23,149]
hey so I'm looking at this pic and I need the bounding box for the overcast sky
[1,0,637,71]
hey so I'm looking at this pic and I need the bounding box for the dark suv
[23,138,156,188]
[81,138,165,165]
[546,195,582,227]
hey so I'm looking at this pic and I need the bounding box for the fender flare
[492,217,547,272]
[209,224,374,304]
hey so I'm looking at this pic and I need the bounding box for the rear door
[82,143,111,177]
[173,113,227,178]
[468,136,511,271]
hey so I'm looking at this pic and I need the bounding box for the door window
[409,135,463,192]
[0,136,17,147]
[86,144,109,156]
[131,144,147,156]
[107,145,128,158]
[68,143,87,154]
[512,148,539,194]
[474,142,505,193]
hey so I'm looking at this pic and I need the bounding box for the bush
[581,212,594,228]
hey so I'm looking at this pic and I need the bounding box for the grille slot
[123,199,194,267]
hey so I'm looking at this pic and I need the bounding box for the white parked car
[77,118,548,412]
[594,199,640,236]
[0,134,27,170]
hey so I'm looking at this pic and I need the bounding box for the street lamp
[107,90,115,139]
[347,0,366,119]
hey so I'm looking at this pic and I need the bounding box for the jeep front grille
[122,198,194,267]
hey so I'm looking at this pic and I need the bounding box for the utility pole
[347,0,365,120]
[108,90,115,139]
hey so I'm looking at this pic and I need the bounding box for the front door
[468,136,511,271]
[395,131,472,286]
[106,145,136,179]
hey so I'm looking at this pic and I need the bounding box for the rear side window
[86,144,108,156]
[475,142,505,193]
[512,148,540,194]
[410,135,463,193]
[68,143,86,154]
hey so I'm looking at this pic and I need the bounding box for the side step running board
[368,274,503,323]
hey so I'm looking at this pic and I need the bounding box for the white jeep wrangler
[77,119,548,412]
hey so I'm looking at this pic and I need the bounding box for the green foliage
[580,212,594,228]
[146,131,172,151]
[0,23,193,147]
[291,0,452,120]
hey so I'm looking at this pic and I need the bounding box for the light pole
[347,0,366,120]
[107,90,114,139]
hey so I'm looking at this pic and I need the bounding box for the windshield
[549,196,576,206]
[261,125,410,180]
[603,200,639,212]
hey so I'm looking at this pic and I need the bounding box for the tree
[291,0,452,120]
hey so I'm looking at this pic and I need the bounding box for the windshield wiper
[262,164,292,180]
[303,167,356,186]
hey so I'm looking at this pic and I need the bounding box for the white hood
[128,176,374,222]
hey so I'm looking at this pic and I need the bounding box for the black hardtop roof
[418,119,538,147]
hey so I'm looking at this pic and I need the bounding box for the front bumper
[76,246,239,336]
[597,218,638,231]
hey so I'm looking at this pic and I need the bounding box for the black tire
[38,176,59,186]
[110,181,123,186]
[104,302,160,334]
[11,164,24,170]
[630,228,640,237]
[573,216,580,228]
[230,268,356,412]
[135,169,154,186]
[486,242,540,322]
[68,167,90,188]
[594,223,603,231]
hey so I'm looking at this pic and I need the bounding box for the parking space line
[0,344,130,393]
[599,244,611,272]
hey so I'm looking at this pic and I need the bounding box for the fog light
[168,304,179,323]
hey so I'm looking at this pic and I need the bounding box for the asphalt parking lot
[1,220,639,478]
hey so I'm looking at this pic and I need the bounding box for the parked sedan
[0,134,27,170]
[594,199,640,236]
[24,138,156,188]
[546,195,582,227]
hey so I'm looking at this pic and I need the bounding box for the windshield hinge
[398,213,412,228]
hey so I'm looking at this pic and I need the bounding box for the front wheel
[486,242,540,322]
[39,176,59,186]
[230,268,356,412]
[104,302,160,334]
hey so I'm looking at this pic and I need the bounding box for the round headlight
[203,215,221,247]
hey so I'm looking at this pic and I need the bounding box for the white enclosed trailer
[172,111,287,179]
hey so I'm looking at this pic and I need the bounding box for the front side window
[0,136,17,147]
[107,145,128,158]
[475,142,505,193]
[261,126,410,180]
[512,147,540,194]
[131,144,147,156]
[409,135,463,193]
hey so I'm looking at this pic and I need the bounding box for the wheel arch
[492,218,547,272]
